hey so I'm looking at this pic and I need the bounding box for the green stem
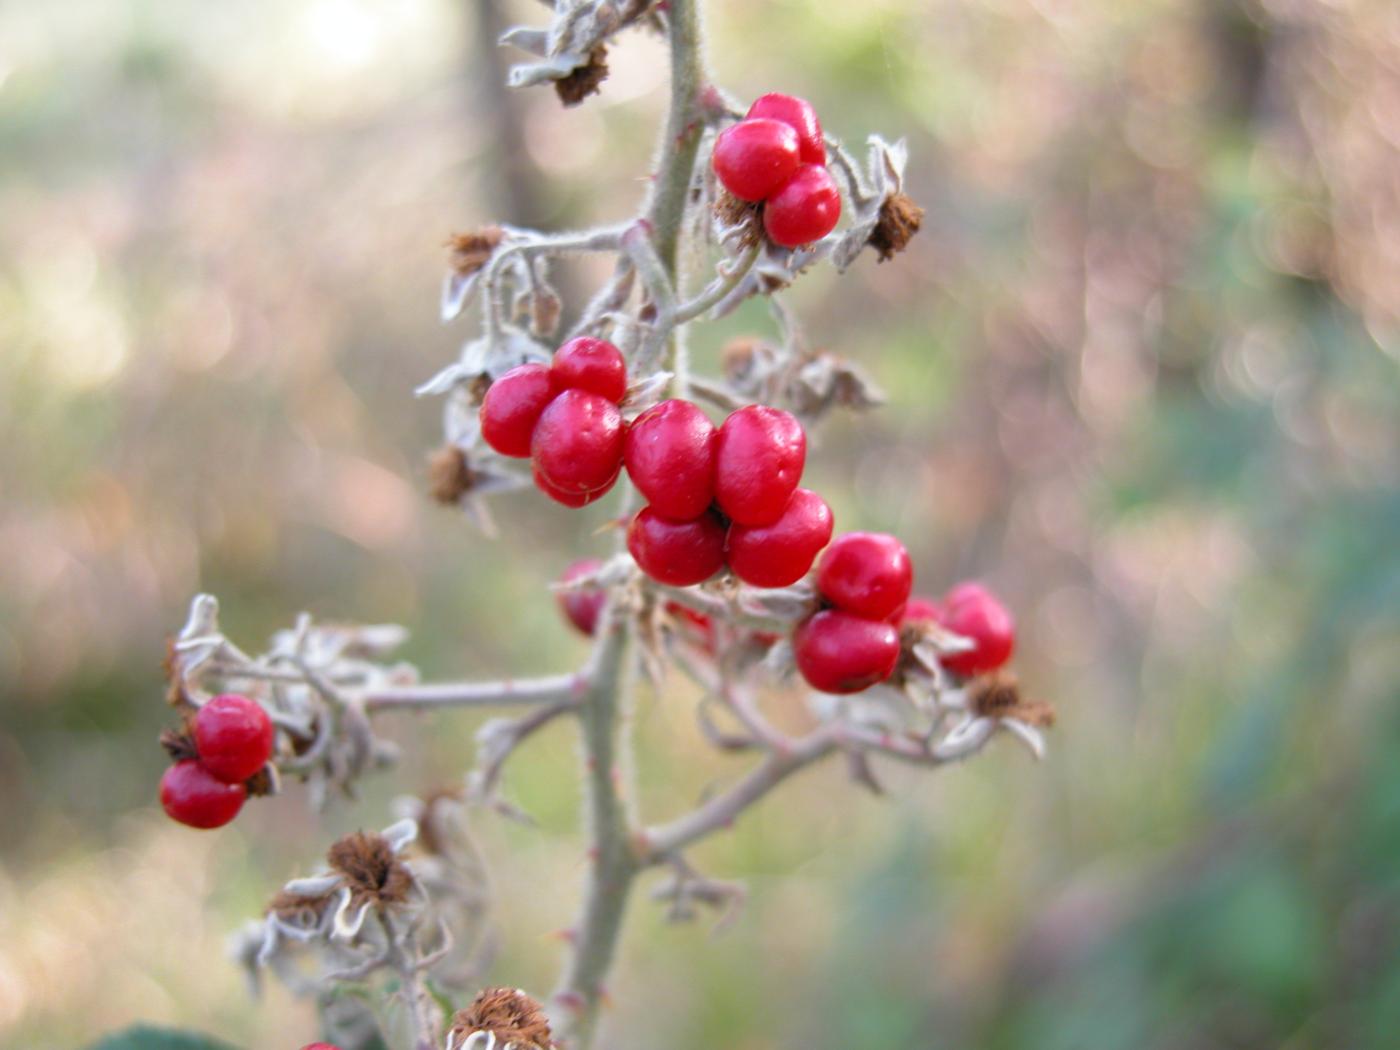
[645,0,707,279]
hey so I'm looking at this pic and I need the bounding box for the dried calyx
[868,191,924,261]
[968,671,1057,727]
[447,987,555,1050]
[326,829,415,911]
[448,228,505,278]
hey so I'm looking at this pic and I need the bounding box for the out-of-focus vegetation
[2,0,1398,1047]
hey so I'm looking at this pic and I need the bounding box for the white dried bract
[169,594,413,808]
[831,135,913,272]
[500,0,659,92]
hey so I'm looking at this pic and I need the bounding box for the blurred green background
[2,0,1399,1047]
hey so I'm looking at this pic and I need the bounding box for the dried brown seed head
[715,191,761,245]
[449,987,554,1050]
[555,45,608,107]
[159,727,197,762]
[447,227,505,278]
[868,192,924,262]
[267,887,335,924]
[968,671,1056,727]
[326,830,414,909]
[429,445,475,506]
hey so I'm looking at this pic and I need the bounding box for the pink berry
[558,558,607,636]
[763,164,841,248]
[746,93,825,165]
[193,693,274,784]
[817,532,912,622]
[623,399,717,521]
[552,336,628,403]
[160,760,246,829]
[713,405,806,526]
[531,389,626,499]
[726,488,833,588]
[793,610,900,694]
[480,363,556,458]
[712,118,802,203]
[900,596,943,625]
[626,507,727,586]
[936,581,1015,676]
[300,1044,343,1050]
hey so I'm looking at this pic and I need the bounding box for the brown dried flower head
[326,830,415,910]
[447,226,505,278]
[969,671,1056,727]
[868,191,924,262]
[449,986,554,1050]
[429,445,475,505]
[555,45,608,106]
[267,886,335,927]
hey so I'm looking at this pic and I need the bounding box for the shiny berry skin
[480,363,556,458]
[746,93,825,165]
[817,532,913,621]
[936,581,1015,676]
[900,596,943,625]
[193,693,274,784]
[533,464,614,507]
[531,389,626,498]
[726,488,833,588]
[552,336,628,403]
[793,610,900,694]
[763,164,841,248]
[558,558,606,636]
[160,760,246,829]
[713,405,806,526]
[623,399,717,520]
[626,507,726,586]
[712,118,802,203]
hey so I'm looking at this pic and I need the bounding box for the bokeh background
[3,0,1399,1047]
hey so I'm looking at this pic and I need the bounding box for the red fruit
[712,118,802,203]
[300,1045,342,1050]
[713,405,806,526]
[480,363,556,458]
[746,93,825,165]
[531,389,626,498]
[726,488,833,588]
[624,399,717,520]
[558,558,607,636]
[627,507,726,586]
[533,464,615,507]
[817,532,912,621]
[763,164,841,248]
[552,336,628,403]
[160,760,246,829]
[193,693,274,784]
[666,601,716,650]
[901,596,943,625]
[936,581,1016,676]
[793,610,900,694]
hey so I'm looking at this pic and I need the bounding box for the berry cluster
[480,336,630,506]
[159,693,274,829]
[902,582,1016,677]
[712,93,841,248]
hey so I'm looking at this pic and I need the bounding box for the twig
[362,673,586,713]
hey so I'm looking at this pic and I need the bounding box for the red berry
[623,399,717,520]
[300,1044,343,1050]
[746,93,825,165]
[793,610,900,694]
[817,532,912,621]
[480,363,556,458]
[763,164,841,248]
[533,464,614,507]
[900,596,943,625]
[712,118,802,203]
[558,558,607,636]
[552,336,628,403]
[726,488,833,588]
[193,693,274,784]
[713,405,806,526]
[627,507,726,586]
[160,760,246,829]
[666,601,716,650]
[531,389,626,498]
[936,581,1015,676]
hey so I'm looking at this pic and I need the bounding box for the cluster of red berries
[480,336,630,506]
[902,582,1016,677]
[712,93,841,248]
[159,693,274,829]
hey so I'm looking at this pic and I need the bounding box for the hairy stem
[362,672,586,713]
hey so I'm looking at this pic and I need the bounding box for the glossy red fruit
[712,118,802,203]
[763,164,841,248]
[558,558,606,636]
[900,596,943,625]
[193,693,274,784]
[623,399,717,520]
[793,610,900,694]
[552,336,628,403]
[726,488,833,588]
[532,464,614,507]
[300,1044,343,1050]
[817,532,912,621]
[480,363,556,458]
[713,405,806,526]
[936,581,1016,676]
[531,389,626,498]
[746,93,825,165]
[626,507,726,586]
[160,760,246,829]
